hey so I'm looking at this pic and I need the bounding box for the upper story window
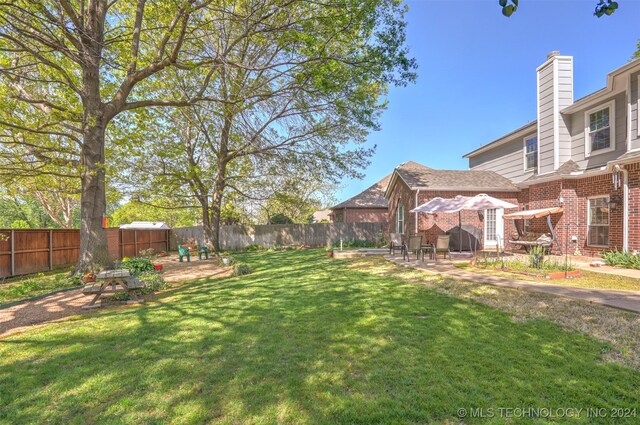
[396,204,404,234]
[585,101,615,157]
[523,135,538,170]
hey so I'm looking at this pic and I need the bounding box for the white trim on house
[396,204,405,234]
[584,100,616,158]
[553,58,560,170]
[536,67,542,175]
[627,74,632,150]
[523,134,538,171]
[463,122,537,159]
[637,75,640,138]
[587,195,610,248]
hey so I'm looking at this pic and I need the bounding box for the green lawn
[454,262,640,291]
[0,269,77,304]
[0,250,638,424]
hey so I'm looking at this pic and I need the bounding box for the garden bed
[471,264,582,280]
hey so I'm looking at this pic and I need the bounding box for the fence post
[49,229,53,271]
[10,229,15,277]
[120,229,124,259]
[134,230,138,256]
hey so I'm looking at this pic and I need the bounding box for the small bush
[233,263,252,276]
[602,249,640,269]
[138,271,169,295]
[244,244,263,251]
[120,257,154,275]
[332,239,378,249]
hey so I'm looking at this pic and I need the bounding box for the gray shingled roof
[332,174,391,209]
[522,160,581,183]
[394,161,518,191]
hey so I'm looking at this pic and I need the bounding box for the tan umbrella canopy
[411,194,518,252]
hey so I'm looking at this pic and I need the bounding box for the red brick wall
[387,179,416,235]
[344,208,388,224]
[385,161,640,255]
[386,178,520,246]
[521,171,629,256]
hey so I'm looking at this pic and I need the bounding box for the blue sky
[334,0,640,202]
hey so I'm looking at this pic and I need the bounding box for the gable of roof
[331,174,391,209]
[385,161,518,198]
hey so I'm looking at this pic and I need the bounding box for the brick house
[385,161,520,249]
[386,53,640,256]
[330,174,391,224]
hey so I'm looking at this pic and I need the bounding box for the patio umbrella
[411,194,517,252]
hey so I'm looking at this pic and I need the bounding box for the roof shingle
[393,161,518,191]
[331,174,391,209]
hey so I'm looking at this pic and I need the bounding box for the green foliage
[244,245,263,252]
[528,245,546,269]
[602,249,640,269]
[137,271,169,295]
[499,0,619,17]
[0,194,62,229]
[0,270,79,304]
[111,201,196,228]
[120,257,154,276]
[269,213,294,225]
[332,239,378,249]
[0,250,639,423]
[633,39,640,60]
[232,263,252,276]
[476,253,575,274]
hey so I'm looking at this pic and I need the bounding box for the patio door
[484,208,504,249]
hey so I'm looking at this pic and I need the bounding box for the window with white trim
[588,197,609,247]
[523,135,538,170]
[585,101,615,156]
[396,204,405,234]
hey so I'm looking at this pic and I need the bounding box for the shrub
[332,239,378,249]
[244,244,263,251]
[233,263,252,276]
[137,271,169,294]
[602,249,640,269]
[120,257,154,275]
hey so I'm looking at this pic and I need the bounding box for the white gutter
[415,189,420,234]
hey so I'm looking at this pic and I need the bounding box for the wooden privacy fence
[0,228,170,279]
[171,222,386,251]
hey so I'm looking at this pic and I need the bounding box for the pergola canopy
[503,207,564,220]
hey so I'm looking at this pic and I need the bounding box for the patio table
[82,269,145,309]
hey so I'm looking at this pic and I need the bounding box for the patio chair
[178,246,191,262]
[434,234,451,260]
[197,242,209,260]
[403,235,424,261]
[389,232,404,255]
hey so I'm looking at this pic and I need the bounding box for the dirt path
[0,255,231,338]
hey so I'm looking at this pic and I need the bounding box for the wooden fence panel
[0,228,170,278]
[170,222,385,251]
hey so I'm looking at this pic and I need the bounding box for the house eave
[463,121,537,159]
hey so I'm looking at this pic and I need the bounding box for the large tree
[0,0,221,272]
[115,0,416,251]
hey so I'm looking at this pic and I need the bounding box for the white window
[585,101,615,156]
[396,204,404,234]
[588,196,609,247]
[523,135,538,170]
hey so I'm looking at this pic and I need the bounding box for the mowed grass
[454,262,640,291]
[0,269,76,304]
[0,250,638,424]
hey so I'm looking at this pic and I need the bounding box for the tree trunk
[76,124,112,273]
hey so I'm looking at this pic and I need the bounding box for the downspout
[622,167,629,252]
[414,189,420,235]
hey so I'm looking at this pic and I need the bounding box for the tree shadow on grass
[0,250,639,424]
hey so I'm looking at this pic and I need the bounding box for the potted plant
[153,264,164,271]
[325,247,334,257]
[159,250,168,257]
